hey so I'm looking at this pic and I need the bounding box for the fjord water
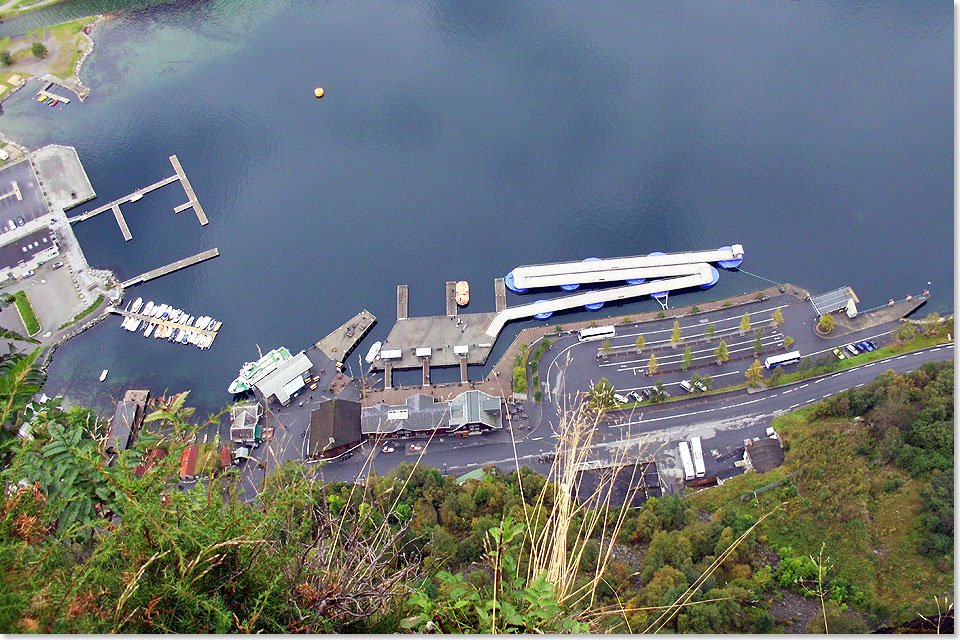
[2,1,951,417]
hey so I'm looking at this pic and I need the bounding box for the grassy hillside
[690,359,954,628]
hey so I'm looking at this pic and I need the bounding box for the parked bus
[690,436,706,478]
[763,350,802,370]
[578,325,616,342]
[678,441,695,481]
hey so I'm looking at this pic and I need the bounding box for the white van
[0,149,9,161]
[613,393,630,404]
[679,380,694,393]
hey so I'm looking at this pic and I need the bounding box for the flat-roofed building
[0,228,59,280]
[810,286,860,318]
[574,460,662,509]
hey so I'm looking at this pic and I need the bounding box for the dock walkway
[169,154,208,225]
[121,249,220,287]
[108,308,218,338]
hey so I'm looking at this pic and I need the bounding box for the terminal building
[254,351,314,405]
[361,389,503,437]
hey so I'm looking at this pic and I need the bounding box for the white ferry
[365,341,383,364]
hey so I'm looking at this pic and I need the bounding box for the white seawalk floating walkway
[484,262,716,337]
[509,245,744,289]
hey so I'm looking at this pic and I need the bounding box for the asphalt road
[238,342,952,499]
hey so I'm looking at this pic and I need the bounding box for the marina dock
[169,155,208,225]
[314,309,377,363]
[121,248,220,287]
[494,277,507,312]
[67,154,208,235]
[108,308,219,338]
[371,311,498,371]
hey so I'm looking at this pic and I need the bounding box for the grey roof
[746,438,785,474]
[575,460,661,509]
[109,400,138,451]
[361,394,449,435]
[308,399,362,456]
[230,403,261,441]
[811,286,859,316]
[0,228,57,271]
[255,351,313,404]
[449,390,502,430]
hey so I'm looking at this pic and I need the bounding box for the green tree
[635,334,646,353]
[647,353,659,375]
[670,320,683,348]
[784,335,794,349]
[893,322,917,344]
[601,339,612,355]
[704,324,716,341]
[650,380,666,403]
[739,313,751,335]
[31,42,48,58]
[0,50,11,66]
[681,346,692,371]
[745,359,764,385]
[753,328,763,356]
[818,314,835,334]
[714,340,729,364]
[586,377,617,414]
[771,308,784,328]
[922,312,942,336]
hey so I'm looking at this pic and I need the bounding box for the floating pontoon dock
[120,249,220,287]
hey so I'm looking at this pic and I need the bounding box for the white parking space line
[896,355,908,360]
[798,384,808,390]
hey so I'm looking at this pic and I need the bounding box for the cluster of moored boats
[119,297,221,349]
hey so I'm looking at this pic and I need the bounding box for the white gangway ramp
[484,262,716,337]
[509,245,743,289]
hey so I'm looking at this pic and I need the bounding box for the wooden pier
[68,154,208,235]
[112,204,132,241]
[495,277,507,312]
[422,356,431,386]
[121,248,220,287]
[169,154,208,225]
[384,361,393,389]
[397,284,409,320]
[108,308,219,339]
[445,281,458,316]
[459,356,468,383]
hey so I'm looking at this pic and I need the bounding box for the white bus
[764,350,802,370]
[690,436,705,478]
[678,441,695,481]
[578,325,616,342]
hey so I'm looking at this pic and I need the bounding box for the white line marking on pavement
[789,403,799,410]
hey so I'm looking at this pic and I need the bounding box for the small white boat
[143,301,154,316]
[144,323,154,338]
[129,191,143,202]
[131,297,143,313]
[99,369,108,381]
[365,341,383,364]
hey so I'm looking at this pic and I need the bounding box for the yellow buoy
[314,87,324,98]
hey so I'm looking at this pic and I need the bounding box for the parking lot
[0,160,47,229]
[0,258,84,341]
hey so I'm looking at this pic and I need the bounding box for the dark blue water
[3,0,951,416]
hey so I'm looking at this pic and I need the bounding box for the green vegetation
[739,312,751,334]
[512,344,528,394]
[554,324,563,332]
[0,50,11,66]
[58,294,103,331]
[635,334,645,352]
[601,339,611,354]
[10,290,40,335]
[691,360,954,628]
[723,300,732,307]
[620,316,631,324]
[753,328,763,356]
[714,340,729,364]
[657,310,665,319]
[818,314,835,333]
[681,346,692,371]
[0,16,96,79]
[691,305,700,313]
[30,42,48,58]
[647,352,658,374]
[670,320,683,347]
[784,335,794,349]
[771,308,784,327]
[745,359,763,385]
[704,323,715,341]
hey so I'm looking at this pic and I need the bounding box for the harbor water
[1,0,951,419]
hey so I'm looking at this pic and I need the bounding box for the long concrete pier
[397,285,409,320]
[121,248,220,287]
[67,174,179,223]
[485,263,715,337]
[445,281,457,316]
[509,245,743,289]
[108,308,219,338]
[314,309,377,363]
[111,204,132,241]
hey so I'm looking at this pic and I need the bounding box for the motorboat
[131,297,143,313]
[99,369,108,381]
[364,341,383,364]
[455,280,469,306]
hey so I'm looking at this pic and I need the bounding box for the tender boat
[131,297,143,313]
[455,280,469,306]
[129,192,143,202]
[99,369,108,381]
[365,340,383,364]
[143,301,154,316]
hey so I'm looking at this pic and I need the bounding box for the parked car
[409,443,423,452]
[52,261,64,270]
[866,339,878,350]
[858,341,874,352]
[845,344,860,356]
[627,391,643,403]
[692,379,708,392]
[338,451,354,461]
[613,393,630,404]
[679,380,694,393]
[22,270,34,278]
[16,217,24,226]
[833,348,846,360]
[381,445,395,453]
